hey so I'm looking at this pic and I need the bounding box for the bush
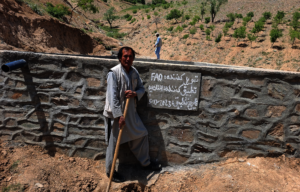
[233,26,246,39]
[183,34,189,39]
[224,21,234,28]
[166,9,182,22]
[274,11,285,23]
[130,18,136,23]
[162,3,170,9]
[205,17,210,24]
[29,4,43,15]
[290,29,300,45]
[251,19,265,33]
[185,15,190,20]
[291,12,300,30]
[247,33,257,46]
[145,9,149,13]
[200,24,204,30]
[107,32,127,39]
[242,16,251,26]
[124,13,131,18]
[175,25,183,32]
[189,21,196,26]
[142,16,144,20]
[270,28,283,44]
[154,11,158,16]
[133,9,137,14]
[223,27,229,36]
[167,26,174,31]
[263,12,272,20]
[182,24,188,28]
[210,25,215,31]
[193,15,201,22]
[205,28,211,36]
[227,13,236,22]
[147,15,151,19]
[247,12,254,18]
[189,27,197,35]
[46,3,71,18]
[126,15,133,21]
[215,33,222,43]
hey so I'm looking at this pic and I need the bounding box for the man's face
[120,49,134,69]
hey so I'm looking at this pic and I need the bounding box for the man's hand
[125,90,137,98]
[119,116,125,128]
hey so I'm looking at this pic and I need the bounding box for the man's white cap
[155,33,159,36]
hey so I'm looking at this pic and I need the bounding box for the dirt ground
[1,140,300,192]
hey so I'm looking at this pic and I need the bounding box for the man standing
[103,47,161,183]
[154,33,162,59]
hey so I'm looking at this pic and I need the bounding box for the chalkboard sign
[147,69,201,111]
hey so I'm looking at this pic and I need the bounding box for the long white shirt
[104,65,148,144]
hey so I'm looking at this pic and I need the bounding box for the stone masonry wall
[1,50,300,165]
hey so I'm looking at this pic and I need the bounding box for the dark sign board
[147,69,201,111]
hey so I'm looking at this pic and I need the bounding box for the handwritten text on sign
[147,70,201,111]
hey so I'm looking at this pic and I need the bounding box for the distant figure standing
[154,33,162,59]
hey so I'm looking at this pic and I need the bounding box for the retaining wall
[1,50,300,165]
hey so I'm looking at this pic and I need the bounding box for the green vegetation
[69,0,99,21]
[167,26,174,31]
[223,26,229,36]
[200,24,204,30]
[154,11,159,16]
[236,13,243,23]
[270,28,283,46]
[145,9,149,13]
[200,4,206,21]
[175,25,183,32]
[46,3,71,19]
[205,28,211,36]
[205,17,210,25]
[189,27,197,37]
[166,9,182,23]
[247,33,257,47]
[247,11,254,18]
[210,24,215,31]
[104,7,118,28]
[28,3,43,15]
[189,20,196,26]
[242,16,251,26]
[274,11,285,24]
[182,24,188,28]
[224,21,234,29]
[290,29,300,46]
[215,33,222,43]
[126,15,133,21]
[263,12,272,20]
[233,26,246,42]
[209,0,228,23]
[183,34,189,39]
[130,18,136,23]
[133,9,137,14]
[227,13,236,22]
[251,17,266,34]
[147,15,151,19]
[185,15,190,20]
[2,183,24,192]
[193,15,201,23]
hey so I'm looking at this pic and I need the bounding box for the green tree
[223,27,229,36]
[242,16,251,26]
[104,7,117,28]
[236,13,243,23]
[46,3,71,19]
[263,12,272,20]
[200,4,206,21]
[274,11,285,24]
[270,28,283,47]
[246,12,254,18]
[185,15,190,20]
[189,27,197,38]
[291,12,300,31]
[200,24,204,30]
[224,21,234,29]
[226,13,235,22]
[189,20,196,26]
[233,26,246,44]
[182,0,188,7]
[210,24,215,31]
[247,33,257,48]
[69,0,99,22]
[154,11,159,16]
[133,9,137,14]
[205,17,210,26]
[215,32,222,43]
[289,29,300,46]
[251,18,265,34]
[209,0,228,23]
[205,28,211,36]
[166,9,182,23]
[193,15,201,23]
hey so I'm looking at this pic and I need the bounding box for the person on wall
[154,33,162,60]
[103,47,161,182]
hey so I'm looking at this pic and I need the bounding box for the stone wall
[1,50,300,165]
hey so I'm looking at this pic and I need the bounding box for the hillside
[0,0,300,70]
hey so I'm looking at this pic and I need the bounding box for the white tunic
[103,64,148,144]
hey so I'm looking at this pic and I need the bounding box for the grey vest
[103,64,139,118]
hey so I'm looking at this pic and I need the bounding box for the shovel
[106,98,130,192]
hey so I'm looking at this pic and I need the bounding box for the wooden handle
[106,98,130,192]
